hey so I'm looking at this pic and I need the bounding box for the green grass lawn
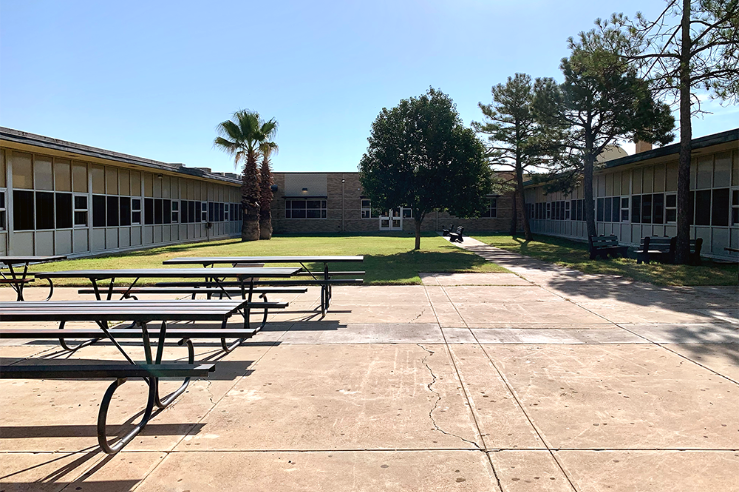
[473,233,738,286]
[24,233,508,286]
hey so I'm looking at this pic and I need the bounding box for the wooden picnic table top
[0,300,248,322]
[32,267,300,280]
[0,255,67,266]
[163,256,364,265]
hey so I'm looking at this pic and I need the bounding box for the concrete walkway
[1,242,738,491]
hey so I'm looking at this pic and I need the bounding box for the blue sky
[1,0,736,173]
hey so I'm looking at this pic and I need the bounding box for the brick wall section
[270,172,519,234]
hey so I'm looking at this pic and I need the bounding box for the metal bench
[0,299,252,454]
[448,226,464,243]
[442,224,454,236]
[588,235,628,260]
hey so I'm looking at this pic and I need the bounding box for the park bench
[1,255,66,301]
[0,299,251,453]
[448,226,464,243]
[442,224,454,236]
[588,235,628,260]
[636,236,703,265]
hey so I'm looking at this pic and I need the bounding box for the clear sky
[1,0,736,173]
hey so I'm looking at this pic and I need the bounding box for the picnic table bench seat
[0,299,250,454]
[588,235,628,260]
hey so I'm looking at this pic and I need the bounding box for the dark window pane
[632,195,641,223]
[307,209,321,218]
[144,198,154,225]
[154,199,163,224]
[695,190,711,226]
[13,190,35,230]
[55,193,72,229]
[163,200,171,224]
[74,212,88,225]
[181,201,188,223]
[666,194,677,208]
[120,197,131,226]
[597,198,604,222]
[208,202,214,222]
[74,196,87,210]
[612,197,620,222]
[641,194,652,224]
[293,208,306,218]
[652,194,664,224]
[733,189,739,205]
[106,196,119,226]
[604,198,611,222]
[666,209,677,222]
[712,188,729,226]
[93,195,106,227]
[733,208,739,226]
[189,201,196,223]
[35,192,55,230]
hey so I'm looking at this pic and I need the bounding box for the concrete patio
[1,240,738,491]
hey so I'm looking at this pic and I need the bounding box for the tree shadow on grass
[362,249,498,284]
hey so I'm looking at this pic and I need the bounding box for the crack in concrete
[417,344,480,449]
[204,379,216,406]
[410,307,426,323]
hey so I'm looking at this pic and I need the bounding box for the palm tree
[214,110,277,241]
[259,141,278,239]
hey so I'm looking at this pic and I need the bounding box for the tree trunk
[583,153,597,239]
[259,216,272,240]
[414,218,422,250]
[674,0,693,265]
[516,166,533,241]
[510,188,518,237]
[242,202,260,241]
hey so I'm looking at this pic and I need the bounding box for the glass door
[379,209,402,230]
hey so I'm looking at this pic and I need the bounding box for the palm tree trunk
[259,215,272,240]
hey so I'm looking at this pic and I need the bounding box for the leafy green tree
[214,110,278,241]
[259,141,278,239]
[534,46,675,239]
[586,0,739,262]
[359,88,493,250]
[473,73,552,241]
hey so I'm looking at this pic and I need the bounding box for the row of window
[9,190,244,231]
[357,198,497,220]
[528,189,739,226]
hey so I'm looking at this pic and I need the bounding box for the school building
[523,128,739,260]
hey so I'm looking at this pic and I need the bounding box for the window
[93,195,106,227]
[603,197,611,222]
[163,200,171,224]
[361,199,372,218]
[201,201,208,222]
[181,200,189,223]
[120,197,131,226]
[402,208,413,218]
[208,202,214,222]
[694,190,711,226]
[222,202,227,222]
[632,195,641,223]
[286,199,327,218]
[732,190,739,225]
[219,202,224,222]
[596,198,604,222]
[712,188,730,226]
[564,200,570,220]
[107,196,119,227]
[172,201,179,223]
[132,198,142,225]
[35,192,55,230]
[546,202,551,219]
[74,196,88,226]
[55,193,72,229]
[0,191,6,230]
[621,197,630,222]
[154,199,163,224]
[13,190,35,230]
[665,194,677,223]
[479,197,497,218]
[653,193,664,224]
[611,197,620,222]
[641,194,652,224]
[144,198,154,225]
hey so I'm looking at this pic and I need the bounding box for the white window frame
[0,189,6,231]
[564,200,570,220]
[732,189,739,226]
[621,196,630,223]
[171,200,179,223]
[546,202,551,219]
[73,194,88,227]
[361,199,372,219]
[201,201,208,222]
[131,198,142,225]
[665,193,677,223]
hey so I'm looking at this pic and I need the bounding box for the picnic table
[0,299,249,453]
[162,256,364,313]
[0,255,67,301]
